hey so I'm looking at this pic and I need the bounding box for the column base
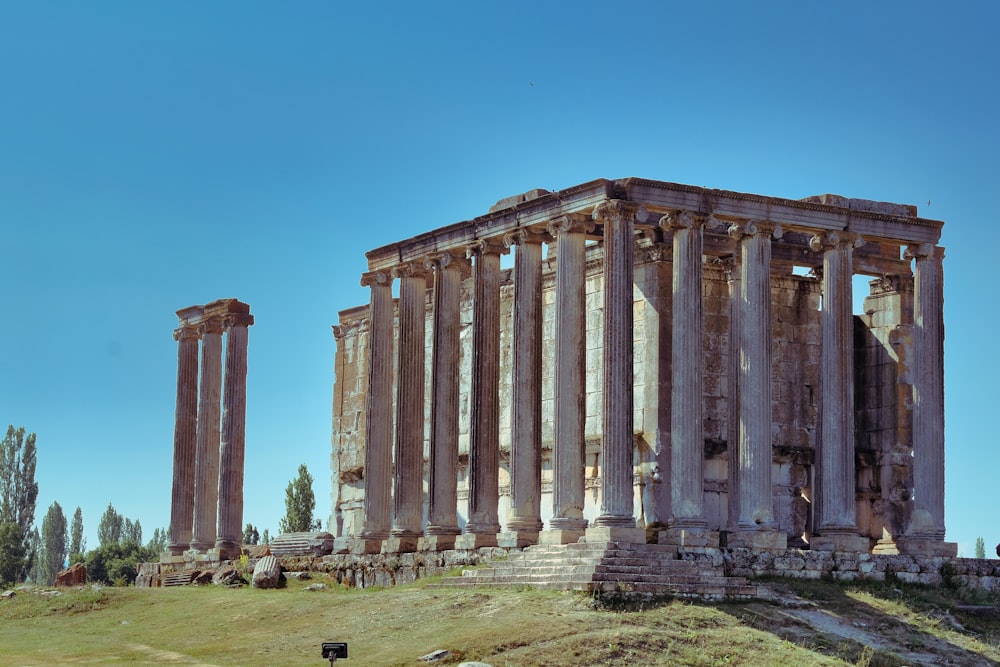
[727,529,787,551]
[585,526,647,545]
[497,530,539,548]
[212,542,244,560]
[455,533,499,550]
[418,535,458,551]
[811,532,871,554]
[658,527,720,548]
[159,552,185,565]
[894,536,958,557]
[382,536,420,553]
[539,529,586,546]
[348,537,386,555]
[183,549,214,565]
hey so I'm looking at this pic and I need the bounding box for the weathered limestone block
[270,532,335,557]
[55,563,87,587]
[252,555,283,589]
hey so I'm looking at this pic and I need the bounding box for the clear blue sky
[1,2,997,556]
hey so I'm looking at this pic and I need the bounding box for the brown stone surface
[54,563,87,587]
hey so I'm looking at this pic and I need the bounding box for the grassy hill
[2,572,1000,666]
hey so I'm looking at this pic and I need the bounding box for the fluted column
[593,200,647,532]
[167,318,200,556]
[662,211,708,531]
[809,232,869,552]
[503,229,545,542]
[723,257,741,533]
[423,251,467,548]
[216,307,254,557]
[356,270,394,548]
[901,243,953,555]
[390,262,427,547]
[190,315,225,552]
[543,215,593,542]
[728,221,786,549]
[463,239,505,545]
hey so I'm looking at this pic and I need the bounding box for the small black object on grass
[322,642,348,665]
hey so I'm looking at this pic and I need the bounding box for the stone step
[161,571,196,587]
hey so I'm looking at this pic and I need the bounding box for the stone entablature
[331,177,952,557]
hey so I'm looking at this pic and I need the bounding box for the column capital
[225,312,255,328]
[391,261,428,280]
[904,243,945,261]
[592,199,649,224]
[173,324,200,343]
[423,251,471,273]
[199,315,227,336]
[546,214,594,238]
[809,231,864,252]
[659,210,707,232]
[465,237,508,259]
[360,270,392,287]
[727,219,782,241]
[503,227,549,248]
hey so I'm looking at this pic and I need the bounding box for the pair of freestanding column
[166,299,253,559]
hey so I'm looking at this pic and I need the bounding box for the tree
[97,503,123,546]
[242,523,260,545]
[976,536,986,559]
[0,522,26,586]
[39,502,68,585]
[83,541,157,586]
[146,527,167,554]
[279,464,321,534]
[122,518,142,545]
[261,529,271,545]
[69,506,85,558]
[0,425,38,583]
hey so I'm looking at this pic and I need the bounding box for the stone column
[500,228,546,547]
[215,307,254,558]
[659,211,717,547]
[353,270,394,554]
[727,221,786,550]
[422,251,467,550]
[190,314,225,553]
[810,232,869,553]
[459,239,505,548]
[590,200,647,542]
[167,316,201,556]
[723,257,741,533]
[899,243,955,556]
[542,215,593,545]
[388,262,427,552]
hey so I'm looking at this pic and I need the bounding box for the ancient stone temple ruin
[163,298,253,563]
[330,177,955,558]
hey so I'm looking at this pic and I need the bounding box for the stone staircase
[429,541,759,600]
[160,571,197,587]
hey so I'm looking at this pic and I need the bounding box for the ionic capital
[904,243,944,262]
[808,231,864,253]
[360,270,392,288]
[592,199,650,225]
[225,313,255,328]
[200,315,227,336]
[390,261,428,280]
[546,214,595,238]
[465,237,508,259]
[173,325,200,343]
[502,227,549,249]
[727,220,782,241]
[423,251,471,273]
[659,210,708,232]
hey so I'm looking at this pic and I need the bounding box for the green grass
[2,576,1000,666]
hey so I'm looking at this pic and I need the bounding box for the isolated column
[390,262,427,546]
[216,307,254,556]
[358,270,394,548]
[503,229,545,543]
[544,215,593,541]
[728,221,785,549]
[903,243,952,554]
[463,239,504,545]
[810,233,868,552]
[593,200,646,530]
[662,211,709,532]
[167,316,201,556]
[190,315,225,552]
[424,252,466,547]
